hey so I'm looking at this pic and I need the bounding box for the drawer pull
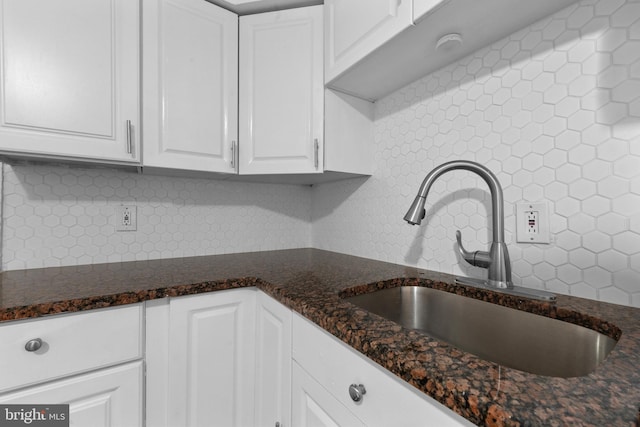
[24,338,43,352]
[348,383,366,402]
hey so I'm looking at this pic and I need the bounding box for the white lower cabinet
[167,289,257,427]
[255,291,292,427]
[146,290,473,427]
[292,313,475,427]
[0,362,143,427]
[0,290,475,427]
[0,304,144,426]
[292,362,365,427]
[146,288,292,427]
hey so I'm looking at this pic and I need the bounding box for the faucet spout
[404,160,512,288]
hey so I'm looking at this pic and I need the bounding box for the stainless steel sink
[344,286,618,378]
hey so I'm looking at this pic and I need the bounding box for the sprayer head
[403,196,426,225]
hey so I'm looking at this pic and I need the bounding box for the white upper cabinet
[326,0,581,101]
[324,0,413,84]
[324,89,373,176]
[142,0,238,174]
[0,0,140,164]
[0,0,373,182]
[239,6,324,175]
[414,0,447,20]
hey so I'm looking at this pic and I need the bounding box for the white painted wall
[312,0,640,307]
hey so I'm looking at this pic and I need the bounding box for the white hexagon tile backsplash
[2,163,312,270]
[312,0,640,307]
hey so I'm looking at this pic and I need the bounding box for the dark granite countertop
[1,248,639,426]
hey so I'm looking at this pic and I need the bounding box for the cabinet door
[0,362,143,427]
[292,362,365,427]
[0,0,139,164]
[142,0,238,173]
[239,6,323,175]
[168,289,256,427]
[255,291,292,427]
[324,0,413,83]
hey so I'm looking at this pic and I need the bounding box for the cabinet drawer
[292,313,473,427]
[0,304,143,393]
[0,361,143,427]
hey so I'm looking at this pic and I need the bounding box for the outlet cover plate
[116,205,137,232]
[516,201,549,244]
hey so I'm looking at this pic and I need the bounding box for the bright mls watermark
[0,405,69,426]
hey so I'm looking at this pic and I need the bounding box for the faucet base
[455,276,556,302]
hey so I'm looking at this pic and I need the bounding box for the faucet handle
[456,230,491,269]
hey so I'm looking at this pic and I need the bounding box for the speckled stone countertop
[1,248,639,426]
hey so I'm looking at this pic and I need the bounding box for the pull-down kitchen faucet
[404,160,555,301]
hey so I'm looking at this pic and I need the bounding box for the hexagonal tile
[582,230,612,253]
[613,232,640,255]
[599,287,630,305]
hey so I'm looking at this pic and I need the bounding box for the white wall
[312,0,640,307]
[2,163,311,270]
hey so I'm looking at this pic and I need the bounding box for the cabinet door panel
[143,0,237,172]
[325,0,412,82]
[292,362,365,427]
[239,6,323,174]
[255,292,292,427]
[0,362,143,427]
[0,0,139,163]
[168,289,256,427]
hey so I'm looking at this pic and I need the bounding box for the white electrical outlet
[516,201,549,243]
[115,205,137,232]
[526,210,538,234]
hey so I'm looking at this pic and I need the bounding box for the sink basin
[344,286,618,377]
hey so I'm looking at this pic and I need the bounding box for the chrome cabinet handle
[314,138,319,170]
[348,384,366,402]
[126,120,133,154]
[231,141,237,170]
[24,338,43,352]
